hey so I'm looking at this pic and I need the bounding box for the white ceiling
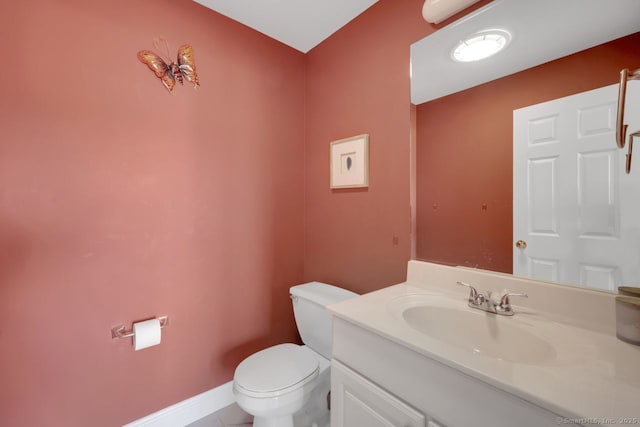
[411,0,640,104]
[193,0,380,53]
[192,0,640,101]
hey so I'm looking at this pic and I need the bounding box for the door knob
[515,240,527,249]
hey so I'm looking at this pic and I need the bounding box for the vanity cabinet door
[331,360,426,427]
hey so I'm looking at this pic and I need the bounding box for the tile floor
[187,403,253,427]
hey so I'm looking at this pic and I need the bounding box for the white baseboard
[123,381,235,427]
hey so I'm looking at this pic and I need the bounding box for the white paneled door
[513,82,640,291]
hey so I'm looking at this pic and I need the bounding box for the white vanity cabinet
[331,359,427,427]
[331,317,567,427]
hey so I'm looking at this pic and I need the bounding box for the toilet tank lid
[290,282,358,307]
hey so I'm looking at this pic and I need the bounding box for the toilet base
[293,368,330,427]
[253,414,294,427]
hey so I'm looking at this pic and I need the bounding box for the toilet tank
[290,282,358,359]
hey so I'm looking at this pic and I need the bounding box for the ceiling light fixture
[422,0,483,24]
[451,29,512,62]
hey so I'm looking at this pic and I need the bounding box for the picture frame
[330,134,369,189]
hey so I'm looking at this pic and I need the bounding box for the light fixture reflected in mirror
[452,29,512,62]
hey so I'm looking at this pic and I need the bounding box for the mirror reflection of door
[513,82,640,291]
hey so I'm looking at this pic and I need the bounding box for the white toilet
[233,282,358,427]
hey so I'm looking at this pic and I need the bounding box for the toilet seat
[234,343,319,398]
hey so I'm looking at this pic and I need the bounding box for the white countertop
[328,262,640,421]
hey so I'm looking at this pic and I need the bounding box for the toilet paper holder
[111,316,169,339]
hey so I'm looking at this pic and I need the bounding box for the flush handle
[515,240,527,249]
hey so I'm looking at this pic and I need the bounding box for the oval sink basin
[402,306,556,364]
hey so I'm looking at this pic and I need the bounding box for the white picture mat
[330,134,369,188]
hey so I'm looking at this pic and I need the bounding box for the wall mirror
[412,0,640,292]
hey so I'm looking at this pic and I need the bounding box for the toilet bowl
[232,282,357,427]
[234,344,330,427]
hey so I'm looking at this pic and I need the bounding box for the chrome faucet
[456,281,528,316]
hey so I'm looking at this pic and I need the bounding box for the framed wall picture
[330,134,369,189]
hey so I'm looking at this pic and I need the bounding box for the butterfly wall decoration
[138,37,200,94]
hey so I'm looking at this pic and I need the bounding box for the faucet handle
[500,292,528,301]
[494,292,528,315]
[456,281,480,302]
[499,292,528,307]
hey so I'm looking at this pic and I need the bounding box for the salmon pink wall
[302,0,491,294]
[416,33,640,273]
[303,0,426,293]
[0,0,305,425]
